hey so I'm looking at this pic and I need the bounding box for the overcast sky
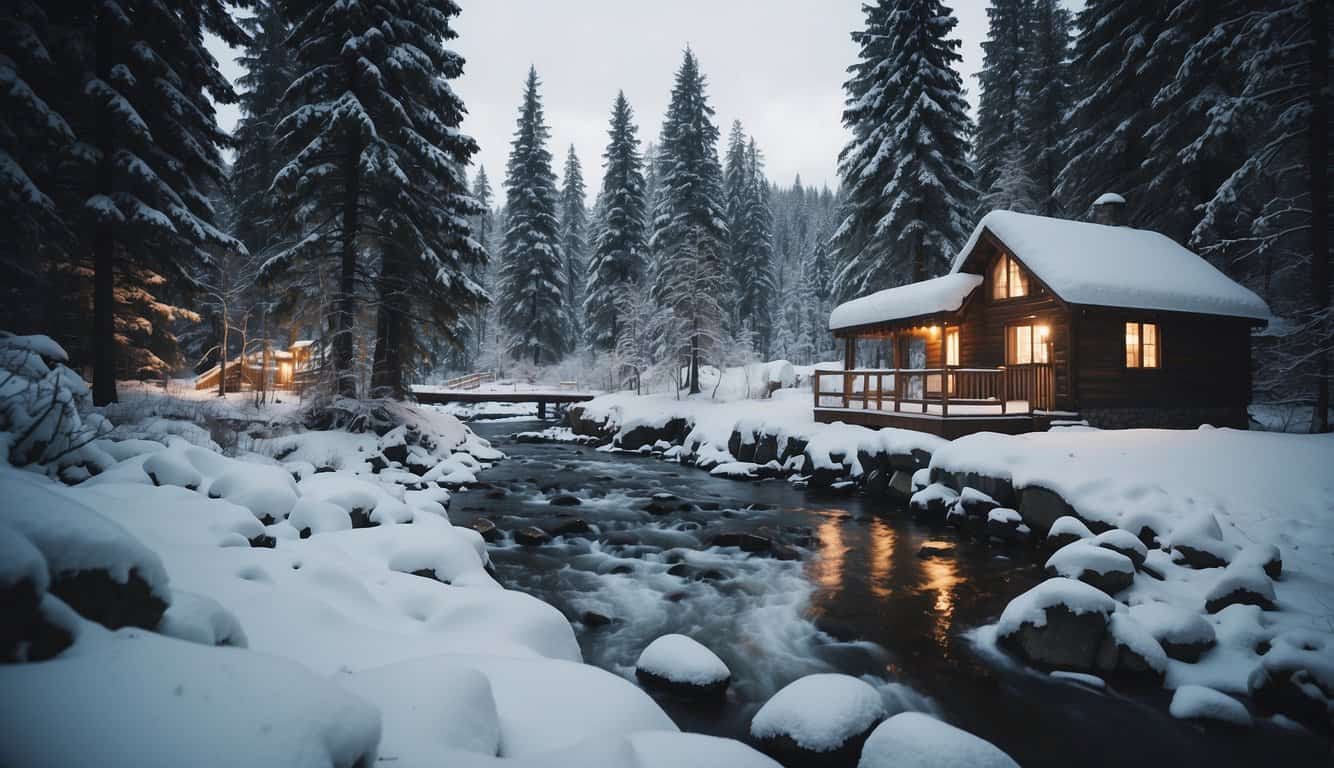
[210,1,1082,201]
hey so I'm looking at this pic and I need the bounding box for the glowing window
[991,254,1029,299]
[1008,324,1050,365]
[1125,322,1159,368]
[945,327,959,366]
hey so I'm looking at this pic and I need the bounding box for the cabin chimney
[1092,192,1126,226]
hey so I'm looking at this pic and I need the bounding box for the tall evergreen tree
[974,0,1032,207]
[733,139,777,353]
[651,49,728,392]
[267,0,485,398]
[8,1,246,403]
[1056,0,1173,221]
[585,91,647,350]
[497,66,566,364]
[231,0,291,260]
[1018,0,1074,216]
[722,119,750,328]
[831,0,976,302]
[558,144,588,349]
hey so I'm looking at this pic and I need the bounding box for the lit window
[945,327,959,366]
[1007,324,1050,364]
[991,254,1029,300]
[1125,322,1159,368]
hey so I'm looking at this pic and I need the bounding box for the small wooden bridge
[411,372,596,418]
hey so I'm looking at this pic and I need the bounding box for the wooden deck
[813,406,1054,438]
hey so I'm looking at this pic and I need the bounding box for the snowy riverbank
[0,337,783,767]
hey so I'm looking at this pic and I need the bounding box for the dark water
[453,419,1328,768]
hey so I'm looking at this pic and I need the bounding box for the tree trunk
[370,253,405,399]
[218,305,228,397]
[334,119,360,398]
[1309,0,1330,433]
[688,319,701,395]
[91,8,117,406]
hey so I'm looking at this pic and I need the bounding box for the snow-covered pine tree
[497,66,566,365]
[980,143,1040,214]
[231,0,291,262]
[651,49,729,392]
[657,226,724,395]
[558,145,589,349]
[733,139,777,354]
[831,0,976,303]
[462,166,496,367]
[1186,0,1330,431]
[722,119,749,331]
[1056,0,1173,222]
[267,0,485,398]
[1019,0,1073,216]
[974,0,1032,211]
[585,91,647,351]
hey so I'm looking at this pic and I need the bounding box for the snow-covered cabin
[816,198,1270,437]
[194,339,316,392]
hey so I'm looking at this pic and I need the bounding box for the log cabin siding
[1072,306,1253,409]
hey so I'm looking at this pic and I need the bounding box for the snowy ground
[0,339,783,767]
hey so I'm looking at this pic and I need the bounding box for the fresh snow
[857,712,1020,768]
[951,210,1271,320]
[1169,685,1252,725]
[829,273,983,330]
[749,673,886,751]
[996,578,1118,637]
[636,634,730,686]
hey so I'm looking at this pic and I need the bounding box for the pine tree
[831,0,976,302]
[974,0,1032,207]
[733,139,778,353]
[585,91,647,350]
[231,0,291,260]
[651,49,729,392]
[558,145,589,349]
[722,119,750,331]
[1019,0,1074,216]
[1056,0,1173,221]
[497,67,566,365]
[265,0,485,398]
[464,166,496,365]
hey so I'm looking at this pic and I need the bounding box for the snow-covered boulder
[1169,685,1252,726]
[997,578,1118,671]
[142,451,202,491]
[909,483,958,524]
[287,498,353,538]
[1092,529,1147,567]
[985,507,1025,542]
[857,712,1019,768]
[0,523,56,660]
[207,464,299,524]
[1045,515,1093,550]
[711,461,760,480]
[1203,565,1276,614]
[1234,543,1282,580]
[1127,602,1216,662]
[750,673,886,765]
[1247,630,1334,734]
[635,634,731,698]
[0,614,381,768]
[1,469,170,632]
[1044,541,1135,595]
[155,590,247,648]
[1096,612,1167,681]
[341,661,501,761]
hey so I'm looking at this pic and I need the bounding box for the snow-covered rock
[1098,612,1167,680]
[1044,541,1135,595]
[155,590,247,648]
[287,497,353,538]
[1203,565,1276,614]
[1045,515,1092,550]
[996,578,1118,671]
[1127,602,1216,662]
[750,673,886,763]
[857,712,1019,768]
[207,464,299,524]
[1247,630,1334,733]
[1169,685,1252,726]
[635,634,731,698]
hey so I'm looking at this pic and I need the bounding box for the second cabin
[815,195,1271,438]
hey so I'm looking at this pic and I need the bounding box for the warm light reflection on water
[868,517,895,599]
[811,516,847,594]
[919,543,959,650]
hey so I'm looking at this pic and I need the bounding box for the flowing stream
[452,419,1325,768]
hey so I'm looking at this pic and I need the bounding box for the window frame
[1124,321,1162,370]
[990,253,1032,302]
[945,327,960,367]
[1005,322,1052,366]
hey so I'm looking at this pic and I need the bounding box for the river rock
[997,578,1118,671]
[548,494,582,507]
[1203,566,1276,613]
[544,518,591,537]
[709,531,771,553]
[1128,602,1216,663]
[752,433,780,465]
[750,674,885,767]
[1247,630,1334,734]
[1018,486,1081,533]
[909,483,958,524]
[986,508,1026,543]
[1235,543,1282,580]
[1095,613,1167,682]
[1172,542,1235,570]
[1044,542,1135,595]
[1093,529,1147,568]
[1046,515,1094,550]
[635,634,731,699]
[887,470,915,504]
[581,611,614,628]
[918,543,955,559]
[514,527,551,547]
[858,712,1020,768]
[466,518,500,542]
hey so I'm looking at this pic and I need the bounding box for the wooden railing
[812,364,1054,417]
[445,370,497,390]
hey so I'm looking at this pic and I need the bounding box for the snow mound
[0,522,49,593]
[750,673,886,752]
[156,590,247,648]
[1045,542,1134,578]
[142,451,202,490]
[997,578,1118,637]
[0,615,380,768]
[857,712,1019,768]
[711,461,759,479]
[636,634,731,686]
[1169,685,1252,725]
[207,464,299,523]
[287,497,353,537]
[340,660,501,760]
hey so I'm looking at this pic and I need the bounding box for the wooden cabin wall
[955,240,1075,409]
[1072,307,1252,410]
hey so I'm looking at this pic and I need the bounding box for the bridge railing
[444,370,497,390]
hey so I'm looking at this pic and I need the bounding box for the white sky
[209,1,1082,200]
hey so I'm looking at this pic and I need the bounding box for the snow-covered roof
[290,340,315,349]
[952,210,1270,320]
[828,273,983,331]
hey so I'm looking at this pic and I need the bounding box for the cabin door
[906,338,926,399]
